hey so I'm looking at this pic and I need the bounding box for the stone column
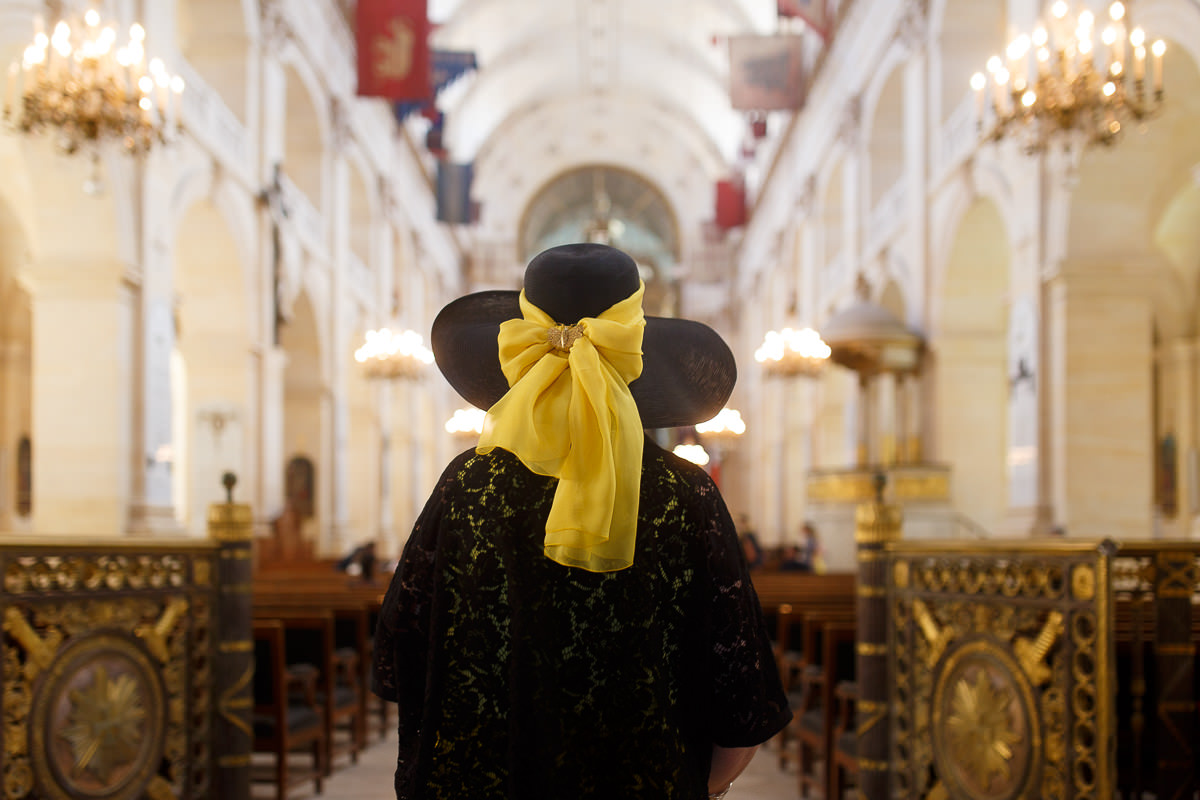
[1049,261,1153,539]
[1166,339,1196,534]
[328,154,351,557]
[856,374,871,467]
[31,272,135,535]
[128,252,181,535]
[877,371,897,465]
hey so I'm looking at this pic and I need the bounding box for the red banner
[715,179,746,229]
[356,0,431,101]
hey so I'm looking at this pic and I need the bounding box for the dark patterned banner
[356,0,431,100]
[728,34,806,111]
[437,161,474,224]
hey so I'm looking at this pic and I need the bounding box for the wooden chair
[793,613,857,798]
[774,603,807,769]
[255,607,364,773]
[252,619,326,800]
[830,680,859,799]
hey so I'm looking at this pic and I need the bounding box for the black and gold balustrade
[0,491,253,800]
[1,540,217,799]
[886,539,1117,800]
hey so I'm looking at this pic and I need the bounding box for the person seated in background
[777,542,812,572]
[336,540,378,583]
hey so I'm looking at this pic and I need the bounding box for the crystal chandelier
[970,1,1165,152]
[354,327,434,380]
[755,327,831,378]
[3,9,184,160]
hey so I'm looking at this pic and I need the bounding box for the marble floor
[252,733,812,799]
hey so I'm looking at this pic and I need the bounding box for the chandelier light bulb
[1052,1,1069,20]
[1033,27,1048,47]
[445,407,486,435]
[672,443,710,467]
[1151,40,1166,58]
[696,408,746,437]
[1110,2,1126,21]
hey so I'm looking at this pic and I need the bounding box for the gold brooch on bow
[546,324,584,352]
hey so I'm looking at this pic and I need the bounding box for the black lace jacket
[373,438,791,799]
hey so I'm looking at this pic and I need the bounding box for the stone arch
[817,155,846,315]
[864,65,906,213]
[177,0,253,123]
[931,0,1005,126]
[1057,20,1200,538]
[347,155,375,270]
[173,194,253,534]
[281,57,330,211]
[931,197,1010,535]
[280,291,326,553]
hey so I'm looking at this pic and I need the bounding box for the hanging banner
[436,161,474,224]
[715,179,746,229]
[393,50,478,122]
[356,0,431,101]
[728,34,806,111]
[777,0,831,40]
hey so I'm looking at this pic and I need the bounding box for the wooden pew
[750,571,857,616]
[253,570,393,741]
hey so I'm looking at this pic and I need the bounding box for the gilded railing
[1,540,218,799]
[886,539,1117,800]
[0,493,253,800]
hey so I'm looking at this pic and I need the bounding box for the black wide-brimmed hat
[431,243,736,429]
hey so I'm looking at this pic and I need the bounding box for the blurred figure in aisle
[736,514,764,570]
[739,531,764,570]
[800,521,825,573]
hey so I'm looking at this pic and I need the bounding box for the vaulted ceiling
[411,0,781,260]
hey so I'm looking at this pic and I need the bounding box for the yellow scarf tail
[476,284,646,572]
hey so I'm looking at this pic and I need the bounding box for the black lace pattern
[373,437,791,799]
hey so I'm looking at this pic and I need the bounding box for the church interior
[2,0,1200,797]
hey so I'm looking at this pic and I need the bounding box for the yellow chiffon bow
[476,284,646,572]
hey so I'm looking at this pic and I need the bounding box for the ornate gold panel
[889,545,1112,800]
[1,545,215,800]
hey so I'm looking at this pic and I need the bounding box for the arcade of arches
[0,0,1197,572]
